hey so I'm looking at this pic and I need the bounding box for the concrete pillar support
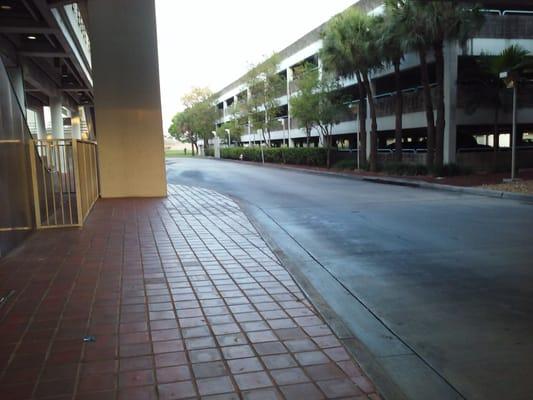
[444,41,458,164]
[7,67,26,117]
[88,0,166,197]
[50,96,64,139]
[71,108,81,139]
[35,107,46,140]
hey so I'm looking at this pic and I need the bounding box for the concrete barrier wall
[457,149,533,172]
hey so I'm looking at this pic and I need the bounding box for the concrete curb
[211,157,533,203]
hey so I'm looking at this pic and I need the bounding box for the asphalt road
[166,157,533,400]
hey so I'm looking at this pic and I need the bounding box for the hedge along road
[166,156,533,400]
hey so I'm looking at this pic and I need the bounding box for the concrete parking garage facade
[213,0,533,171]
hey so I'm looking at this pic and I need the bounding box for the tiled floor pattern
[0,184,380,399]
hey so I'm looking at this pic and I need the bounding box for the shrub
[432,163,472,177]
[383,162,428,176]
[205,148,214,157]
[332,159,356,170]
[219,147,328,167]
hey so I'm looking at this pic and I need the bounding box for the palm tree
[423,1,484,170]
[321,8,382,171]
[380,1,405,162]
[391,0,436,169]
[477,45,530,149]
[321,12,367,168]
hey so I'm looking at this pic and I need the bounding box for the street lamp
[278,118,286,147]
[224,128,231,146]
[500,71,518,181]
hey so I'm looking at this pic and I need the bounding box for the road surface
[167,157,533,400]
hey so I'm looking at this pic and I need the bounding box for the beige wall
[88,0,167,198]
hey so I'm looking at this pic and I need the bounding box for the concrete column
[83,106,95,139]
[444,41,458,164]
[214,137,221,159]
[71,108,81,139]
[7,67,26,117]
[50,96,64,139]
[35,107,47,140]
[88,0,166,197]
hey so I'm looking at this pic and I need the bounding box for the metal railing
[476,14,533,39]
[29,139,99,229]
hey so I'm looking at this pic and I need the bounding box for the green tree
[290,64,320,147]
[315,75,347,168]
[168,87,218,155]
[290,64,347,167]
[424,1,484,169]
[391,0,483,170]
[168,111,198,155]
[321,8,383,171]
[390,0,436,169]
[477,45,530,148]
[217,119,243,146]
[244,54,285,147]
[182,87,218,151]
[381,1,406,162]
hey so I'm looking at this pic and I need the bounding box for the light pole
[225,128,231,146]
[350,102,360,170]
[278,118,286,147]
[500,71,519,181]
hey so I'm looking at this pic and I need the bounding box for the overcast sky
[155,0,357,133]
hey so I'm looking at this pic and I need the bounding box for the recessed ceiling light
[27,35,37,40]
[1,5,12,10]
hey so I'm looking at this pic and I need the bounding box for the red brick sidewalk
[0,184,380,400]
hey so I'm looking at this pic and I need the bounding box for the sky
[155,0,358,134]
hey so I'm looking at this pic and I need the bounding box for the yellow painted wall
[88,0,167,198]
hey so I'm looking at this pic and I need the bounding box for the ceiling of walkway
[0,0,92,110]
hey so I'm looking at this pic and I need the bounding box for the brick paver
[0,184,380,399]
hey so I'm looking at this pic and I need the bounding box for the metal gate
[29,139,99,228]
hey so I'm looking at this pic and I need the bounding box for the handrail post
[72,139,83,226]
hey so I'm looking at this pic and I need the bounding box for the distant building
[214,0,533,171]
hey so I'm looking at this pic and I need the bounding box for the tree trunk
[394,60,403,162]
[419,46,436,170]
[326,131,332,169]
[434,41,445,171]
[191,142,195,156]
[363,73,378,172]
[356,72,367,168]
[306,127,310,147]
